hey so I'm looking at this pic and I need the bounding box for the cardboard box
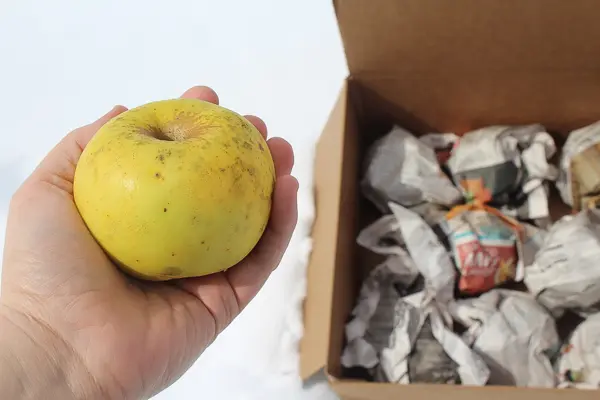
[300,1,600,399]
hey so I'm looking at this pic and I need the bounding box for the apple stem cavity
[145,126,175,141]
[143,124,193,142]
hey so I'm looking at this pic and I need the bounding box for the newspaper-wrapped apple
[446,124,557,225]
[556,312,600,389]
[557,120,600,211]
[450,289,560,387]
[361,126,462,213]
[525,208,600,318]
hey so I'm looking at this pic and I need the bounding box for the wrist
[0,304,103,400]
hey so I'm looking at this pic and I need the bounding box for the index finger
[180,86,220,104]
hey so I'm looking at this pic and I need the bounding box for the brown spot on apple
[156,149,172,164]
[161,267,182,278]
[239,117,251,131]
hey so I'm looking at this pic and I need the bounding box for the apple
[73,98,275,280]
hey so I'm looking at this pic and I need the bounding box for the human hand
[0,86,298,400]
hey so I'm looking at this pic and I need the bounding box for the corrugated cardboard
[301,0,600,398]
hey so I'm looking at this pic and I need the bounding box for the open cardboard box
[300,1,600,399]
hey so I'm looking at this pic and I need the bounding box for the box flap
[300,82,349,379]
[334,0,600,135]
[334,0,600,78]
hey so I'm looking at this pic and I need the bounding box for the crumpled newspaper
[556,312,600,389]
[556,120,600,211]
[388,202,456,305]
[379,291,490,385]
[356,214,406,255]
[361,125,463,213]
[449,289,560,387]
[389,200,545,296]
[419,132,460,150]
[419,132,459,166]
[524,208,600,318]
[442,205,521,295]
[437,204,546,295]
[446,124,558,223]
[348,203,490,385]
[355,214,421,284]
[341,254,421,376]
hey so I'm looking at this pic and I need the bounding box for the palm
[0,86,297,400]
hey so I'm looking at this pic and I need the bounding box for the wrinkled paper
[524,208,600,318]
[362,125,463,213]
[446,124,558,222]
[556,312,600,389]
[557,120,600,211]
[391,201,545,296]
[356,214,406,255]
[441,207,521,295]
[341,255,420,373]
[449,289,560,387]
[353,204,490,385]
[419,132,459,166]
[516,221,548,272]
[355,214,421,283]
[438,205,546,295]
[407,316,461,384]
[388,202,456,305]
[419,132,460,150]
[379,292,490,385]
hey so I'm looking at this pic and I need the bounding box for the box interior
[325,76,600,382]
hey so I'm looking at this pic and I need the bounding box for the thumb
[30,105,127,187]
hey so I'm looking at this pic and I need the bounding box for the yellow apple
[73,98,275,280]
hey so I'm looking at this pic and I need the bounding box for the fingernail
[99,106,121,119]
[112,105,128,113]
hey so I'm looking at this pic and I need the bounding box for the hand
[0,86,298,400]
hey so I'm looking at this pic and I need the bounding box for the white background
[0,1,348,399]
